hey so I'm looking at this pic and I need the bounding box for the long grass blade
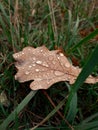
[76,121,98,130]
[69,28,98,52]
[30,97,67,130]
[64,45,98,115]
[66,93,78,123]
[0,90,37,130]
[67,17,79,49]
[81,113,98,124]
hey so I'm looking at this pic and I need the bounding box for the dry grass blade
[13,46,98,90]
[30,97,67,130]
[42,90,73,130]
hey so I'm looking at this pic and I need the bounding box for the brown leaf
[13,46,98,90]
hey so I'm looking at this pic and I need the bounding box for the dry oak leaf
[13,46,98,90]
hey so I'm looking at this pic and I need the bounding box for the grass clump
[0,0,98,130]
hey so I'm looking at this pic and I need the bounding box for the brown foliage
[13,46,98,90]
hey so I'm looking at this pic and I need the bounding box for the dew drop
[32,64,36,66]
[42,62,49,67]
[35,69,39,72]
[57,56,60,59]
[40,50,43,52]
[36,60,42,64]
[22,52,24,55]
[89,75,92,78]
[15,54,20,57]
[29,65,32,68]
[54,71,64,76]
[65,63,70,68]
[15,75,17,80]
[14,55,17,58]
[35,78,42,81]
[25,71,30,75]
[60,53,64,56]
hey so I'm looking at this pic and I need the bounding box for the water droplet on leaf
[25,71,30,75]
[54,71,64,76]
[32,64,36,66]
[29,65,32,68]
[22,52,24,55]
[65,63,70,68]
[36,61,42,64]
[35,69,39,72]
[59,53,64,56]
[42,62,49,67]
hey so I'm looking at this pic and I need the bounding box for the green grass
[0,0,98,130]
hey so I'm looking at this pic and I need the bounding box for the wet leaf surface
[13,46,98,90]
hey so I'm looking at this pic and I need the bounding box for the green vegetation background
[0,0,98,130]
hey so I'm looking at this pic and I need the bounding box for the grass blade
[81,113,98,124]
[69,28,98,52]
[0,90,37,130]
[66,93,78,123]
[66,17,79,49]
[0,3,10,24]
[31,97,67,130]
[76,121,98,130]
[64,45,98,115]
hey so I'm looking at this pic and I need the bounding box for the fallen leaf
[13,46,98,90]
